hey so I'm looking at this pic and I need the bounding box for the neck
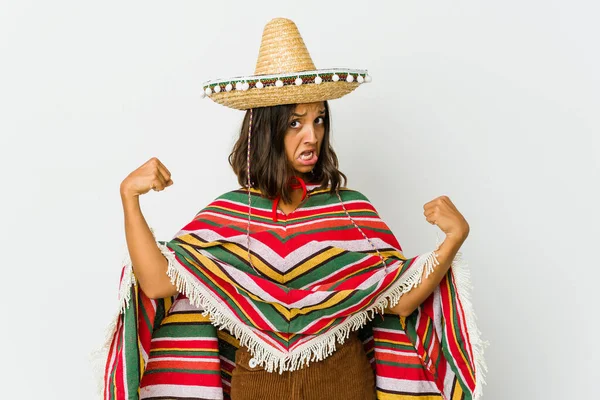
[294,172,310,182]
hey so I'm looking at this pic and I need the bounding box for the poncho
[100,186,486,399]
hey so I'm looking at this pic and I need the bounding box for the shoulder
[210,188,272,208]
[337,187,372,203]
[211,188,252,204]
[214,188,248,201]
[337,189,382,218]
[308,187,374,208]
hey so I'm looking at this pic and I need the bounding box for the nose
[303,124,317,145]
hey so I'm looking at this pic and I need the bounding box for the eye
[290,120,301,128]
[315,116,325,124]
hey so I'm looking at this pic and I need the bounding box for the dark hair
[228,101,347,203]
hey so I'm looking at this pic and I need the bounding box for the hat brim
[202,68,370,110]
[211,81,361,110]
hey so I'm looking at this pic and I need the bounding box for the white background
[1,1,598,399]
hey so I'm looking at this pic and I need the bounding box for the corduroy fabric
[230,331,376,400]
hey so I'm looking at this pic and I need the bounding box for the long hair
[228,101,347,204]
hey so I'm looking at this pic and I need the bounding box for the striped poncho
[101,186,486,399]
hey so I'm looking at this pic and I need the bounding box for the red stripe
[145,360,221,372]
[440,276,475,389]
[138,293,155,350]
[104,317,121,400]
[151,339,219,349]
[317,260,390,291]
[141,371,222,386]
[300,274,399,334]
[114,335,125,399]
[375,363,432,381]
[173,257,276,331]
[451,270,476,377]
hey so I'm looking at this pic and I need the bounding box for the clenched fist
[120,157,173,198]
[423,195,470,245]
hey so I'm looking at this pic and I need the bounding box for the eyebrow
[291,109,327,117]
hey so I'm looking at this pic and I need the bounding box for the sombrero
[201,17,371,110]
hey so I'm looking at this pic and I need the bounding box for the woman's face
[284,102,326,176]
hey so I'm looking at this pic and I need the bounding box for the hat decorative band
[202,68,371,95]
[201,68,372,110]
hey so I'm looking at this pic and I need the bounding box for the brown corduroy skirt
[230,332,376,400]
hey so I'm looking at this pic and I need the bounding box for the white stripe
[170,298,206,312]
[140,384,223,399]
[298,257,426,332]
[301,257,372,289]
[373,327,408,335]
[221,260,333,308]
[355,261,402,290]
[103,320,118,398]
[212,197,356,215]
[443,368,458,398]
[281,216,379,230]
[374,348,420,357]
[176,228,398,273]
[299,238,399,253]
[219,355,236,368]
[376,376,440,394]
[187,211,284,230]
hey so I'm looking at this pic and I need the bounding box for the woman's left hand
[423,195,470,245]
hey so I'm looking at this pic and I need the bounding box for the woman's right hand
[120,157,173,199]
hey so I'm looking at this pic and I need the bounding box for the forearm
[389,237,463,317]
[121,193,177,299]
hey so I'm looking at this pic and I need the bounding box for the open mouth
[298,150,318,165]
[300,150,314,160]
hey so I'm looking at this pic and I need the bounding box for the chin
[293,165,314,175]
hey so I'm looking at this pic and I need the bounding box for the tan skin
[279,102,326,214]
[119,101,470,316]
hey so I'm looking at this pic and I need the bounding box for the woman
[103,18,485,400]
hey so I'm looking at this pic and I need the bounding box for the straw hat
[201,18,371,110]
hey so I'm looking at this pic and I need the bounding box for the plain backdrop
[1,1,598,399]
